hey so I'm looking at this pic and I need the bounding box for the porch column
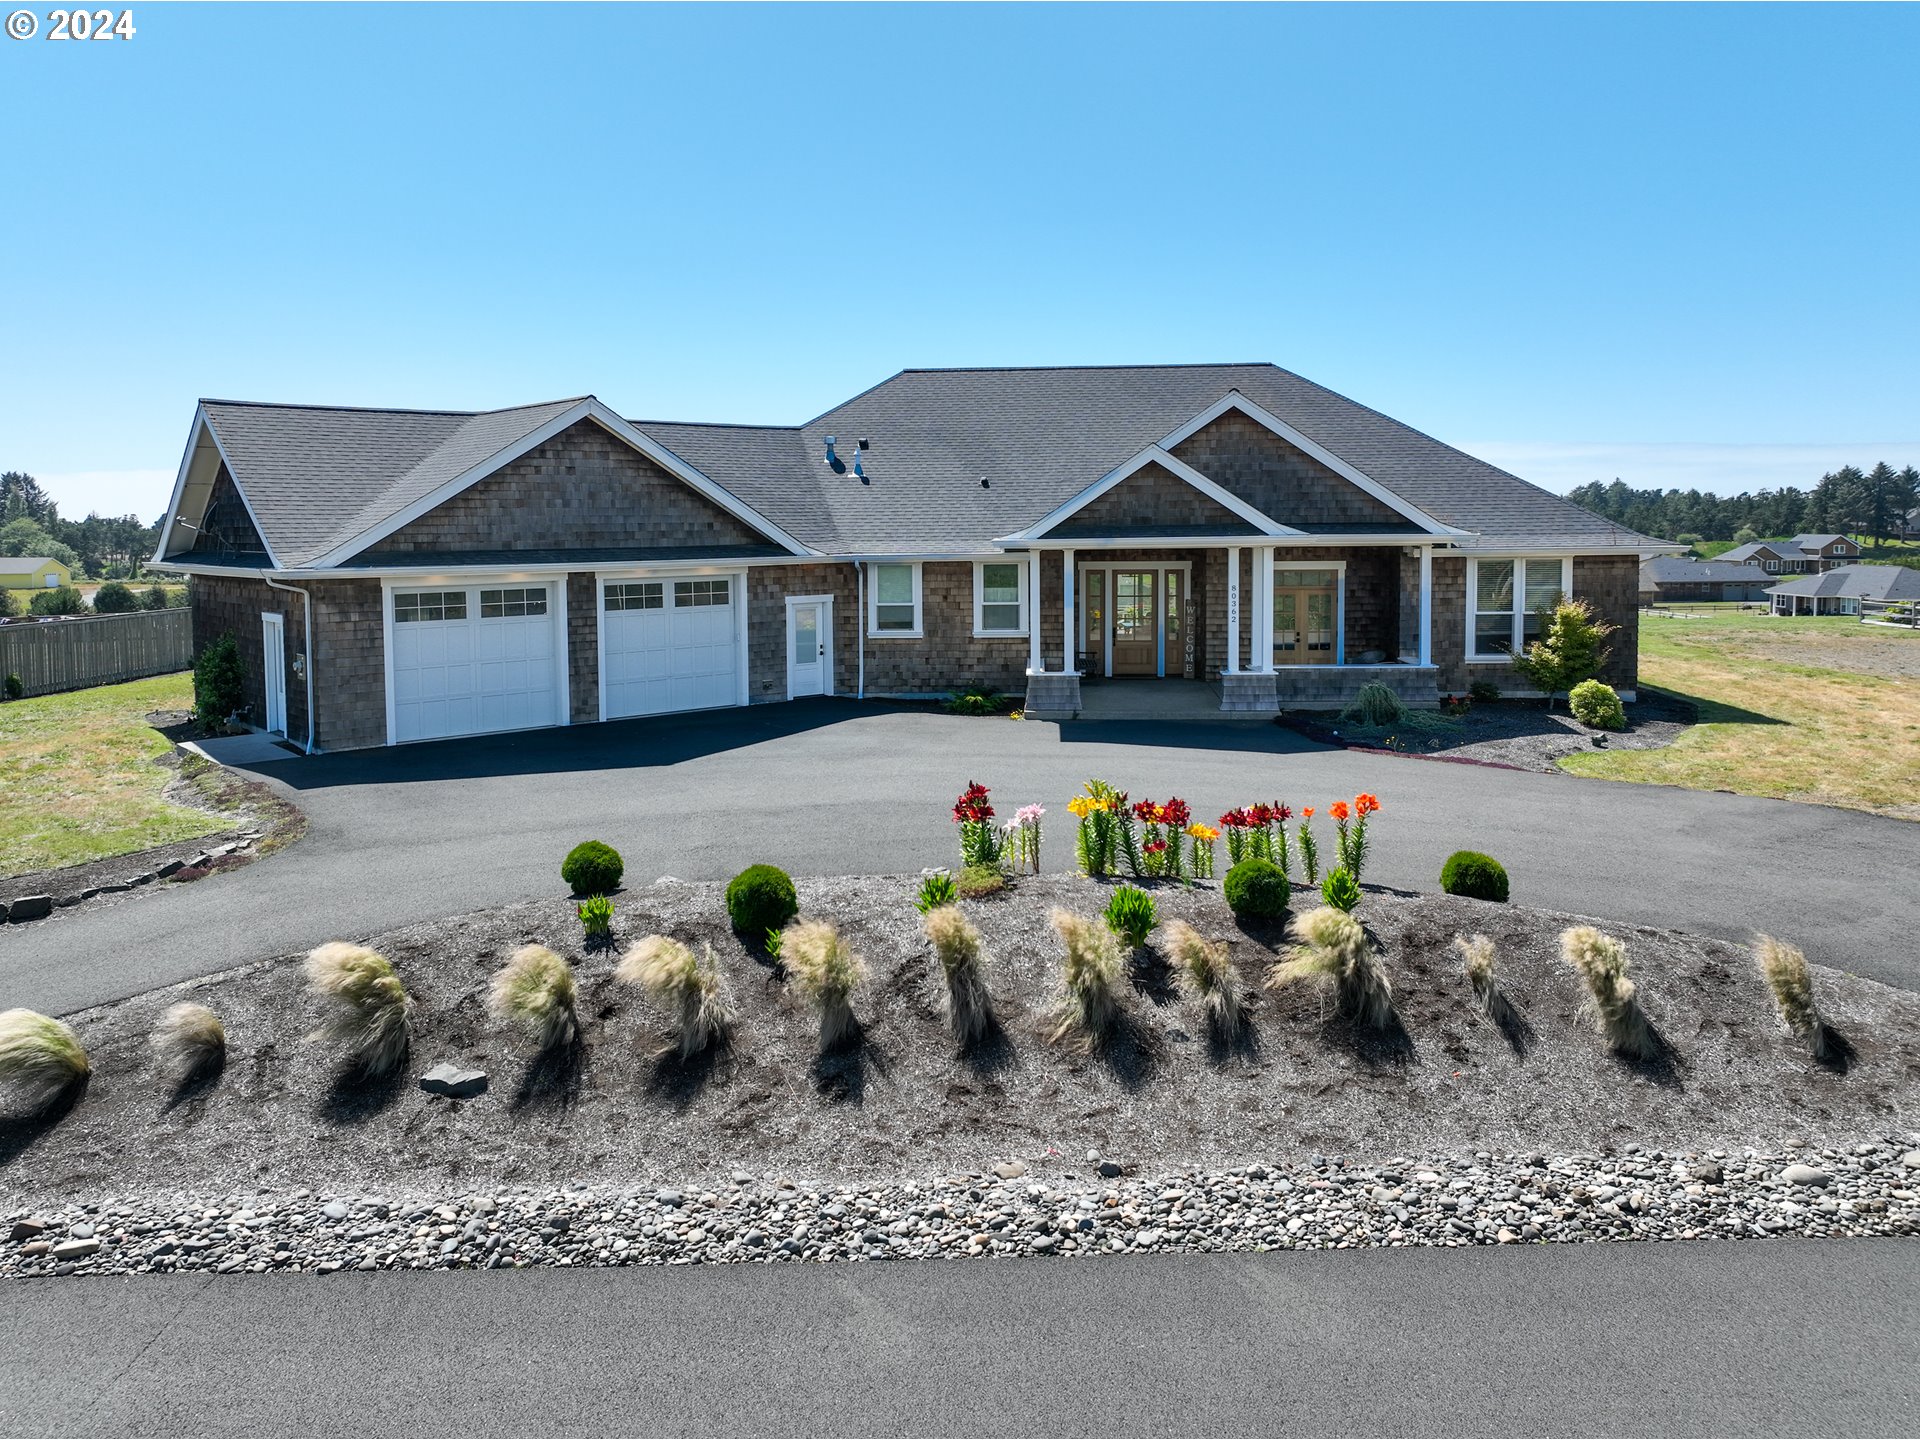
[1252,546,1274,671]
[1027,550,1044,673]
[1226,546,1242,672]
[1061,548,1076,674]
[1417,545,1433,666]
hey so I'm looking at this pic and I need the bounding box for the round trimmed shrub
[1441,851,1509,903]
[561,840,624,897]
[92,581,138,614]
[1223,857,1290,921]
[1569,679,1626,731]
[726,863,798,938]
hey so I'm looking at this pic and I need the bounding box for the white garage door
[602,576,740,719]
[390,584,563,743]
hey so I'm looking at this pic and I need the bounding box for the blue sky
[3,2,1916,521]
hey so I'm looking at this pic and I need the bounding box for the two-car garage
[385,574,744,744]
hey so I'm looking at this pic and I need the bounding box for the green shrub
[1440,851,1509,903]
[561,840,624,897]
[141,584,172,611]
[956,864,1007,899]
[0,589,18,619]
[0,1008,91,1116]
[1341,681,1404,728]
[1511,598,1615,709]
[915,872,959,914]
[577,894,615,944]
[29,585,86,616]
[944,686,1012,717]
[1223,858,1290,920]
[1468,680,1501,704]
[725,863,798,938]
[192,631,246,725]
[488,944,579,1051]
[92,581,138,614]
[2,673,22,702]
[1569,679,1626,731]
[1102,885,1158,948]
[1320,865,1362,912]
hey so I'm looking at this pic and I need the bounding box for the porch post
[1061,548,1076,674]
[1252,546,1273,671]
[1226,546,1242,672]
[1418,545,1433,666]
[1027,550,1044,672]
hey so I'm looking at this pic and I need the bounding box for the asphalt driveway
[5,699,1918,1015]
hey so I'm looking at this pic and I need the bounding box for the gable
[371,418,769,556]
[1043,461,1258,538]
[188,465,270,559]
[1169,411,1407,529]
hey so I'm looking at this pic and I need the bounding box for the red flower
[1144,839,1167,855]
[1220,808,1251,829]
[1132,798,1159,821]
[952,781,995,825]
[1161,797,1191,827]
[1248,803,1276,827]
[1275,803,1292,822]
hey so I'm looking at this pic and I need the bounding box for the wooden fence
[0,609,193,697]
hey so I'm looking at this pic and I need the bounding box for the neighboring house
[1767,564,1920,617]
[1721,534,1861,575]
[0,556,73,590]
[1639,556,1774,605]
[151,364,1669,750]
[1901,507,1920,543]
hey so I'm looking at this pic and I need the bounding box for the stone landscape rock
[1782,1164,1831,1187]
[5,895,52,922]
[8,1218,47,1242]
[157,860,185,878]
[418,1064,488,1100]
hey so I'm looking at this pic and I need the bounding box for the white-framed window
[479,586,548,618]
[868,562,922,637]
[972,560,1027,636]
[1466,557,1571,660]
[674,578,731,608]
[394,590,467,623]
[604,581,663,612]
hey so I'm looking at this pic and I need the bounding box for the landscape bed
[4,869,1917,1277]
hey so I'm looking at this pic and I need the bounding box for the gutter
[259,571,317,755]
[854,561,865,700]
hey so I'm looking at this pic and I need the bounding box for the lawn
[0,672,231,879]
[1560,611,1920,820]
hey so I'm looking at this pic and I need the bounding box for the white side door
[261,611,287,735]
[787,598,828,697]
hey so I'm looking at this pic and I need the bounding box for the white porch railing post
[1028,550,1044,673]
[1061,548,1076,674]
[1418,545,1433,666]
[1253,546,1273,671]
[1226,546,1242,673]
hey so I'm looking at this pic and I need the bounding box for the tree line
[1566,462,1920,547]
[1,470,163,580]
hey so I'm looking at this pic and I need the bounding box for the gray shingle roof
[195,364,1664,568]
[1640,556,1775,585]
[0,557,64,569]
[1766,564,1920,600]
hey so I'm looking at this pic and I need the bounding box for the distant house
[0,556,72,590]
[1901,507,1920,542]
[1639,556,1774,605]
[1721,534,1861,575]
[1767,564,1920,616]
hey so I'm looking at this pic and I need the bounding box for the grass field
[0,672,230,879]
[1561,610,1920,820]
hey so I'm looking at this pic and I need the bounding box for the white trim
[971,557,1029,638]
[306,398,814,569]
[1002,445,1300,543]
[1267,557,1348,667]
[1418,545,1433,667]
[152,406,287,569]
[1061,547,1076,673]
[783,594,835,700]
[1465,555,1572,662]
[867,560,923,639]
[1156,390,1467,537]
[380,574,569,746]
[1027,551,1043,673]
[1225,547,1241,673]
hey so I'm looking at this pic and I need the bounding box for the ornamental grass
[780,919,867,1050]
[303,942,413,1079]
[1452,934,1523,1033]
[150,1002,226,1085]
[617,935,735,1059]
[488,944,579,1052]
[0,1008,90,1116]
[1163,919,1245,1033]
[922,904,993,1046]
[1047,907,1125,1046]
[1560,925,1660,1061]
[1267,905,1395,1030]
[1753,934,1846,1065]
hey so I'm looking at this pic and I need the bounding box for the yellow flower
[1067,795,1095,819]
[1186,823,1219,842]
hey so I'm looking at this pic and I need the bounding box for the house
[1638,555,1774,606]
[151,364,1669,750]
[1721,534,1861,575]
[1767,563,1920,617]
[0,556,73,590]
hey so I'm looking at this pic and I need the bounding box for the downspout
[854,560,866,699]
[260,571,317,754]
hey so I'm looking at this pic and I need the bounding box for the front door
[1272,568,1339,665]
[260,611,287,735]
[787,599,827,697]
[1112,571,1159,676]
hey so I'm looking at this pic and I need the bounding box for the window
[869,562,920,635]
[973,561,1026,635]
[674,578,731,608]
[479,586,548,618]
[605,582,663,612]
[394,590,467,623]
[1467,557,1569,658]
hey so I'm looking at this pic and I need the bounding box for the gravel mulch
[4,874,1913,1206]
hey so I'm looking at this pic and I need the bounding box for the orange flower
[1355,793,1381,817]
[1329,801,1350,822]
[1302,806,1314,818]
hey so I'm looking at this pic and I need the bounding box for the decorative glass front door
[1112,571,1158,675]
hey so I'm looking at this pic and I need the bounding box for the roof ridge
[630,418,802,434]
[199,396,590,418]
[896,362,1278,374]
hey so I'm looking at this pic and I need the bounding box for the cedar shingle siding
[1170,412,1406,528]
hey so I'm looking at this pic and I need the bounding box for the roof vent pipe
[824,436,838,467]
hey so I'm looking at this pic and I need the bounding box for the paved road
[2,1239,1915,1436]
[6,700,1918,1016]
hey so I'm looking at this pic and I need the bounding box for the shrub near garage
[725,864,798,939]
[561,840,624,897]
[1569,679,1626,731]
[1441,851,1510,903]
